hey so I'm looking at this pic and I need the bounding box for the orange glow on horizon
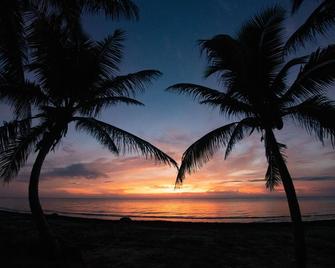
[2,133,333,199]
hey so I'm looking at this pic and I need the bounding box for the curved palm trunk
[28,133,61,256]
[266,130,306,268]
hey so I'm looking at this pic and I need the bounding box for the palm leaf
[81,0,139,20]
[284,95,335,146]
[0,118,34,151]
[272,55,308,95]
[30,0,139,23]
[176,123,238,186]
[264,133,287,190]
[98,70,162,97]
[199,34,244,78]
[27,14,71,95]
[77,96,144,117]
[264,158,281,191]
[0,79,48,117]
[200,96,253,119]
[224,117,259,159]
[167,83,225,100]
[286,1,335,51]
[0,0,26,80]
[0,124,46,182]
[237,6,286,82]
[167,83,252,118]
[283,45,335,102]
[96,29,125,78]
[74,117,178,168]
[75,117,119,154]
[0,0,31,119]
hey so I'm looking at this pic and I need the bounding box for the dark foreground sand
[1,211,335,268]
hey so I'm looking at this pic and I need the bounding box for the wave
[2,207,335,222]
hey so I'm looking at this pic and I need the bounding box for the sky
[1,0,335,199]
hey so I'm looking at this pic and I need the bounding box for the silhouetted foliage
[0,0,139,119]
[287,0,335,51]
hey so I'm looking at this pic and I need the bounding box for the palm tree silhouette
[0,15,177,255]
[168,6,335,268]
[287,0,335,51]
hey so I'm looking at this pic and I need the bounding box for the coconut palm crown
[0,0,139,119]
[168,6,335,267]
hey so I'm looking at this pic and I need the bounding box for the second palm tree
[168,6,335,268]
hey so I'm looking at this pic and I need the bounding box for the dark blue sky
[80,0,318,140]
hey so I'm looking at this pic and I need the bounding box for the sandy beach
[1,210,334,267]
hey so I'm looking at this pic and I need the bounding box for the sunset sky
[1,0,335,198]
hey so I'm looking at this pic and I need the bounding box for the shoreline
[1,196,335,224]
[1,210,335,267]
[2,209,335,224]
[1,208,335,223]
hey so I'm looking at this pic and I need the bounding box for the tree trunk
[266,129,306,268]
[28,133,61,257]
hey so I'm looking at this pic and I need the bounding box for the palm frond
[264,133,287,190]
[199,34,244,78]
[29,0,81,18]
[27,14,70,94]
[0,79,48,117]
[28,0,138,39]
[237,6,286,82]
[176,123,238,186]
[167,83,225,100]
[27,14,96,102]
[82,0,139,20]
[0,1,30,118]
[0,118,34,151]
[0,0,26,80]
[286,1,335,51]
[200,96,253,119]
[96,29,125,78]
[0,124,46,182]
[73,117,178,168]
[167,83,253,118]
[75,117,119,154]
[272,55,308,95]
[284,95,335,147]
[30,0,139,21]
[78,96,144,117]
[264,159,281,191]
[225,118,259,159]
[98,70,162,97]
[283,45,335,102]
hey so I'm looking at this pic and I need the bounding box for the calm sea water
[1,197,335,223]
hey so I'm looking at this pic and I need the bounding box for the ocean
[1,197,335,223]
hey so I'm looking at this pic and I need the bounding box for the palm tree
[168,6,335,268]
[0,15,177,255]
[287,0,335,51]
